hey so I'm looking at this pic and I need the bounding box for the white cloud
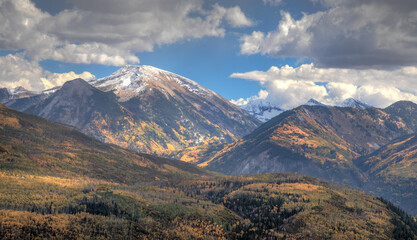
[264,79,327,109]
[41,71,96,90]
[231,89,268,106]
[355,85,417,108]
[0,0,56,51]
[231,64,417,108]
[224,6,254,27]
[0,0,253,67]
[241,31,265,55]
[0,54,44,90]
[0,54,95,91]
[241,0,417,68]
[34,43,140,66]
[325,82,358,104]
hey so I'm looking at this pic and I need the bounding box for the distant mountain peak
[10,86,30,95]
[6,86,38,100]
[304,98,329,107]
[238,99,283,122]
[340,98,372,109]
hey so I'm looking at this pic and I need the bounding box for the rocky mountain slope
[1,105,416,238]
[5,65,260,154]
[202,102,417,214]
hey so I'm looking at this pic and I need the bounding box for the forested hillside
[1,104,416,239]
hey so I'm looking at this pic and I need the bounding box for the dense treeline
[1,172,417,239]
[378,197,417,239]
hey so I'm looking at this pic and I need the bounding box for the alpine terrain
[202,102,417,215]
[4,65,260,155]
[235,99,283,122]
[235,97,372,122]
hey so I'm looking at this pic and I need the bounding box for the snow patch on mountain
[304,99,330,107]
[89,65,216,102]
[235,97,374,122]
[340,98,372,109]
[238,99,283,122]
[9,86,38,98]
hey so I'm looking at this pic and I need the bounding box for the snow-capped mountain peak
[238,99,283,122]
[89,65,215,102]
[340,98,372,109]
[8,86,38,99]
[304,98,329,107]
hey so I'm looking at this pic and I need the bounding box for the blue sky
[2,0,417,108]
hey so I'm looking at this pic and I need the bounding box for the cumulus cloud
[231,64,417,108]
[0,0,253,66]
[41,71,96,90]
[231,89,269,106]
[241,0,417,68]
[0,0,56,51]
[0,54,95,91]
[0,54,44,90]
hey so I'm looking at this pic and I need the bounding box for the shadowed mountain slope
[356,134,417,215]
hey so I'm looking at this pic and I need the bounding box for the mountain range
[4,65,260,155]
[1,103,416,239]
[237,99,284,122]
[201,101,417,215]
[2,65,417,218]
[236,97,372,122]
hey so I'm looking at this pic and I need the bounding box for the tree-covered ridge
[177,173,417,239]
[201,102,417,215]
[1,172,416,239]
